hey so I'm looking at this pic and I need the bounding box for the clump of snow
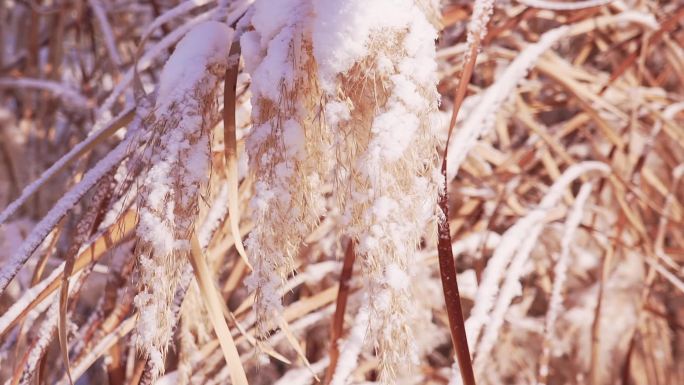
[370,197,398,222]
[156,21,233,110]
[240,1,308,101]
[282,119,306,158]
[312,0,419,92]
[367,106,420,162]
[251,0,302,47]
[385,263,410,291]
[324,102,350,128]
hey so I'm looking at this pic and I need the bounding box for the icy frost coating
[447,25,569,180]
[330,302,370,385]
[464,162,610,375]
[312,0,441,377]
[133,22,233,378]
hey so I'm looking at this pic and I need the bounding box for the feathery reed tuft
[132,22,233,378]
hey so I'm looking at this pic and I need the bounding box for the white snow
[368,105,420,162]
[324,101,351,128]
[312,0,418,92]
[385,263,410,292]
[282,119,306,158]
[156,21,233,110]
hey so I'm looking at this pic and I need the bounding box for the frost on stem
[539,182,594,384]
[312,0,441,378]
[241,1,333,337]
[447,25,570,181]
[132,22,233,379]
[463,162,609,380]
[464,0,495,61]
[330,300,370,385]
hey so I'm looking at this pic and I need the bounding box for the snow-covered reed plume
[312,0,441,377]
[241,0,333,336]
[132,22,233,378]
[240,0,441,378]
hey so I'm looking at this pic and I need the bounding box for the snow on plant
[2,1,683,385]
[466,162,609,359]
[240,0,442,378]
[132,21,233,377]
[539,182,594,383]
[240,0,333,337]
[330,299,370,385]
[447,25,569,180]
[313,0,442,377]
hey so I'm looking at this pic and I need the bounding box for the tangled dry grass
[1,1,683,385]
